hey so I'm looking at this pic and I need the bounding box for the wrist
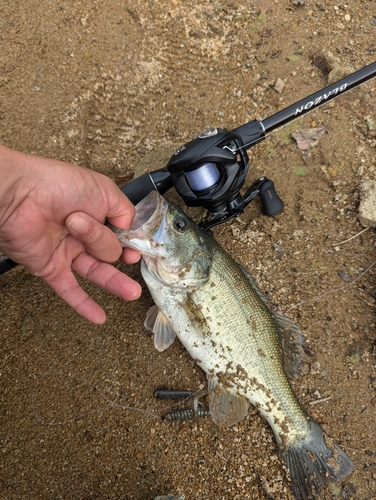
[0,145,33,227]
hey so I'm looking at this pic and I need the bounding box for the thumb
[66,212,122,263]
[103,183,136,231]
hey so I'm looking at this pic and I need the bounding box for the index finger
[45,267,107,324]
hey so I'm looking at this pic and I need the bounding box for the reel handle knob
[259,179,284,216]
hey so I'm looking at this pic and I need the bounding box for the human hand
[0,145,142,323]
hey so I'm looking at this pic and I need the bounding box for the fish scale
[111,190,354,500]
[186,240,310,446]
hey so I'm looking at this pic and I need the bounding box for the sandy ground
[1,1,376,499]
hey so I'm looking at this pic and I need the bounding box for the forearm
[0,144,32,228]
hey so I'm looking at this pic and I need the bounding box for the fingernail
[68,215,89,234]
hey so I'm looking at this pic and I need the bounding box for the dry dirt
[1,1,376,499]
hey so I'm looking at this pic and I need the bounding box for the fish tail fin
[282,420,354,500]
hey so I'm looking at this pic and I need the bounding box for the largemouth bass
[112,190,353,500]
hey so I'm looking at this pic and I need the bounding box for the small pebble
[274,78,285,93]
[337,270,351,282]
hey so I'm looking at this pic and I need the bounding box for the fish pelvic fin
[282,419,354,500]
[144,305,176,352]
[239,264,305,379]
[208,377,248,427]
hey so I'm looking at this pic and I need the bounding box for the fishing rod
[1,60,376,276]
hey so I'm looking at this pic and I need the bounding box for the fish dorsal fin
[239,265,305,379]
[144,305,176,352]
[272,311,305,379]
[239,264,270,306]
[207,377,248,427]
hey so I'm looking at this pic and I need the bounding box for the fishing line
[285,260,376,314]
[31,371,200,426]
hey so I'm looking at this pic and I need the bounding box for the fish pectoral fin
[208,378,248,427]
[144,304,159,331]
[144,305,176,352]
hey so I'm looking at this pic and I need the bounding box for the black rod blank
[261,60,376,135]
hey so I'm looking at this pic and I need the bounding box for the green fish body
[112,190,353,500]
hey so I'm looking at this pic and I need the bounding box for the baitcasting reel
[1,61,376,274]
[120,123,282,232]
[119,61,376,232]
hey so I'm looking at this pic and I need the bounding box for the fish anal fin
[208,378,248,427]
[144,305,176,352]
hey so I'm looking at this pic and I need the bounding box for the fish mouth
[130,190,163,231]
[120,189,168,249]
[110,190,167,251]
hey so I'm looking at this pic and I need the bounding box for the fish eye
[173,217,187,232]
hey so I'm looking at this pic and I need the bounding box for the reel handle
[259,179,284,216]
